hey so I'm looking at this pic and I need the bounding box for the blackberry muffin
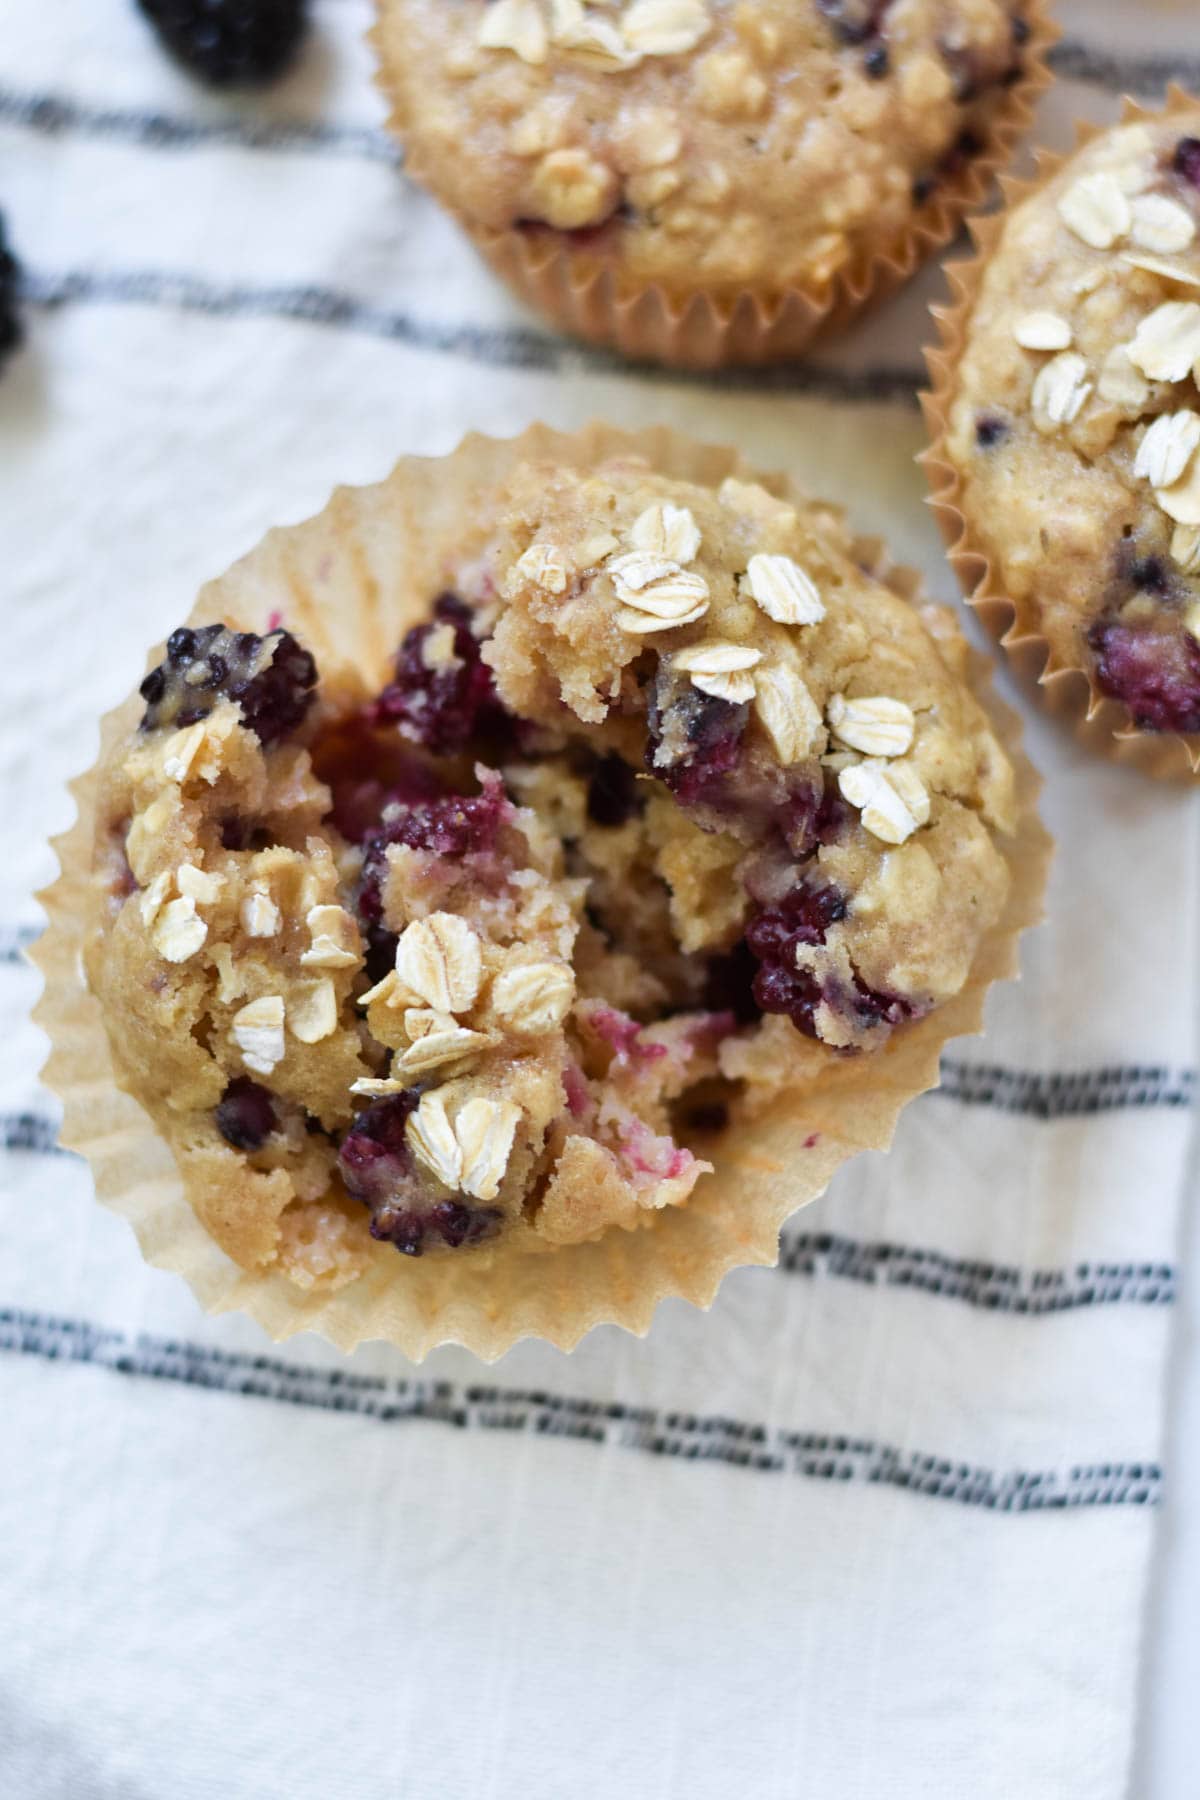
[42,429,1046,1354]
[373,0,1052,365]
[929,102,1200,771]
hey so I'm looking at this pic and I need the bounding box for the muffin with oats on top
[373,0,1053,365]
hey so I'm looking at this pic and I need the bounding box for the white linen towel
[1,3,1198,1795]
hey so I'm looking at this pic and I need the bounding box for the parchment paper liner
[32,423,1051,1360]
[921,86,1200,782]
[371,3,1057,371]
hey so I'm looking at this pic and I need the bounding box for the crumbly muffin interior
[945,119,1200,734]
[379,0,1032,296]
[89,459,1015,1289]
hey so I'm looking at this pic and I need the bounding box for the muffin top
[944,115,1200,738]
[377,0,1033,297]
[88,458,1015,1293]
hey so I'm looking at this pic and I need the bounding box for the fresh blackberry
[0,212,23,373]
[139,624,317,744]
[135,0,309,88]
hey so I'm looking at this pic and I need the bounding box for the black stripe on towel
[1048,42,1200,99]
[933,1063,1196,1119]
[0,1307,1161,1508]
[0,87,398,160]
[0,925,37,965]
[18,265,928,400]
[776,1233,1175,1312]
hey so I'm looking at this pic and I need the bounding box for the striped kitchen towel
[1,3,1197,1796]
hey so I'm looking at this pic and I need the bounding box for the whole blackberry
[139,624,317,744]
[0,212,23,372]
[135,0,309,89]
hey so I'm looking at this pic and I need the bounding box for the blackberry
[135,0,309,89]
[0,211,23,373]
[215,1077,277,1150]
[975,413,1010,450]
[369,593,511,756]
[352,774,511,977]
[586,753,642,828]
[139,624,317,744]
[337,1094,500,1255]
[742,880,915,1044]
[645,679,749,810]
[816,0,891,47]
[1088,619,1200,735]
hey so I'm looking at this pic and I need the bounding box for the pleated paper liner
[33,423,1051,1360]
[921,85,1200,782]
[370,2,1057,371]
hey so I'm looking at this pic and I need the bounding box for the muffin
[373,0,1054,367]
[37,426,1047,1355]
[926,95,1200,776]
